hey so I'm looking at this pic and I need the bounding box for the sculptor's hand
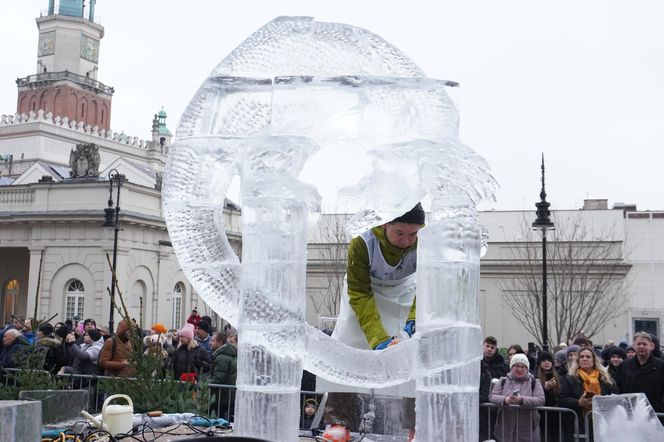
[374,337,400,350]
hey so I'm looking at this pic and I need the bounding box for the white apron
[319,229,418,396]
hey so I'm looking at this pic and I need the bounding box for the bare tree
[307,213,350,319]
[498,213,632,345]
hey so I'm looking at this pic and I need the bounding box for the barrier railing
[480,402,588,442]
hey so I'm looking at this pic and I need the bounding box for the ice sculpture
[163,17,497,441]
[593,394,664,441]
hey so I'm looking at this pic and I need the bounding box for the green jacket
[210,343,237,386]
[347,226,417,349]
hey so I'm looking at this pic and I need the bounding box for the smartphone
[512,389,520,396]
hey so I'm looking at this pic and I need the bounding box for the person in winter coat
[98,319,136,377]
[614,331,664,412]
[62,328,104,376]
[559,347,617,441]
[536,351,563,442]
[209,331,237,420]
[0,329,29,369]
[300,398,324,430]
[186,309,201,327]
[171,323,211,381]
[489,353,546,442]
[606,347,626,379]
[36,325,71,373]
[483,336,508,379]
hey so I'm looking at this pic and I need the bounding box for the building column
[25,248,45,321]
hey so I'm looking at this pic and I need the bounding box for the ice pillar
[234,137,315,441]
[415,196,481,441]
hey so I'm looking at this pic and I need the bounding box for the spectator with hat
[150,323,168,336]
[554,349,568,376]
[300,398,324,430]
[195,320,213,355]
[606,346,627,379]
[536,351,563,441]
[171,323,211,381]
[75,318,97,345]
[489,353,545,441]
[625,345,636,359]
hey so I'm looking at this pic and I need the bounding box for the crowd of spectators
[481,332,664,441]
[0,309,238,412]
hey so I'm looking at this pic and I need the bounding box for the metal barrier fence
[480,402,588,441]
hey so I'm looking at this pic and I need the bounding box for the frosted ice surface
[593,394,664,441]
[163,16,498,441]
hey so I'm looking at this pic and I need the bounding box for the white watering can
[100,394,134,435]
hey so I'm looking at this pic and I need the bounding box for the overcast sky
[2,0,663,212]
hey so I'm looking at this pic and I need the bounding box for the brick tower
[16,0,114,130]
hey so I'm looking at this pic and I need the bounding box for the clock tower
[16,0,114,130]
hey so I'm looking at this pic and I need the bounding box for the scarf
[578,368,602,396]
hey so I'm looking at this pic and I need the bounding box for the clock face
[38,32,55,56]
[80,34,99,63]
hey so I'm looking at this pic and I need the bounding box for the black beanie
[39,323,54,336]
[609,347,627,360]
[87,329,102,341]
[197,320,211,334]
[537,351,554,366]
[390,203,425,225]
[55,325,70,339]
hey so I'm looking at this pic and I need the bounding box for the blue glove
[374,337,395,350]
[404,320,416,337]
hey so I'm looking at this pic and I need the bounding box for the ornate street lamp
[532,155,555,352]
[103,169,125,335]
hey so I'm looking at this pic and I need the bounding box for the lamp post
[532,155,554,352]
[103,169,125,335]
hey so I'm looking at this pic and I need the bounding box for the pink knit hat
[179,323,195,340]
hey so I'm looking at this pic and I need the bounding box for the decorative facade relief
[69,143,101,177]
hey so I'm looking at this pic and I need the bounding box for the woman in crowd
[171,323,211,381]
[559,347,617,441]
[490,353,545,441]
[537,351,563,441]
[606,346,626,379]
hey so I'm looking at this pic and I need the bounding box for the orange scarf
[578,369,602,396]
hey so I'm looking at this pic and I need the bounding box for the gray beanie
[554,350,567,366]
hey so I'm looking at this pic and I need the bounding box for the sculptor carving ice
[163,16,497,441]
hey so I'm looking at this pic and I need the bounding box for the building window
[65,279,85,320]
[2,279,19,325]
[634,318,659,339]
[172,282,184,330]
